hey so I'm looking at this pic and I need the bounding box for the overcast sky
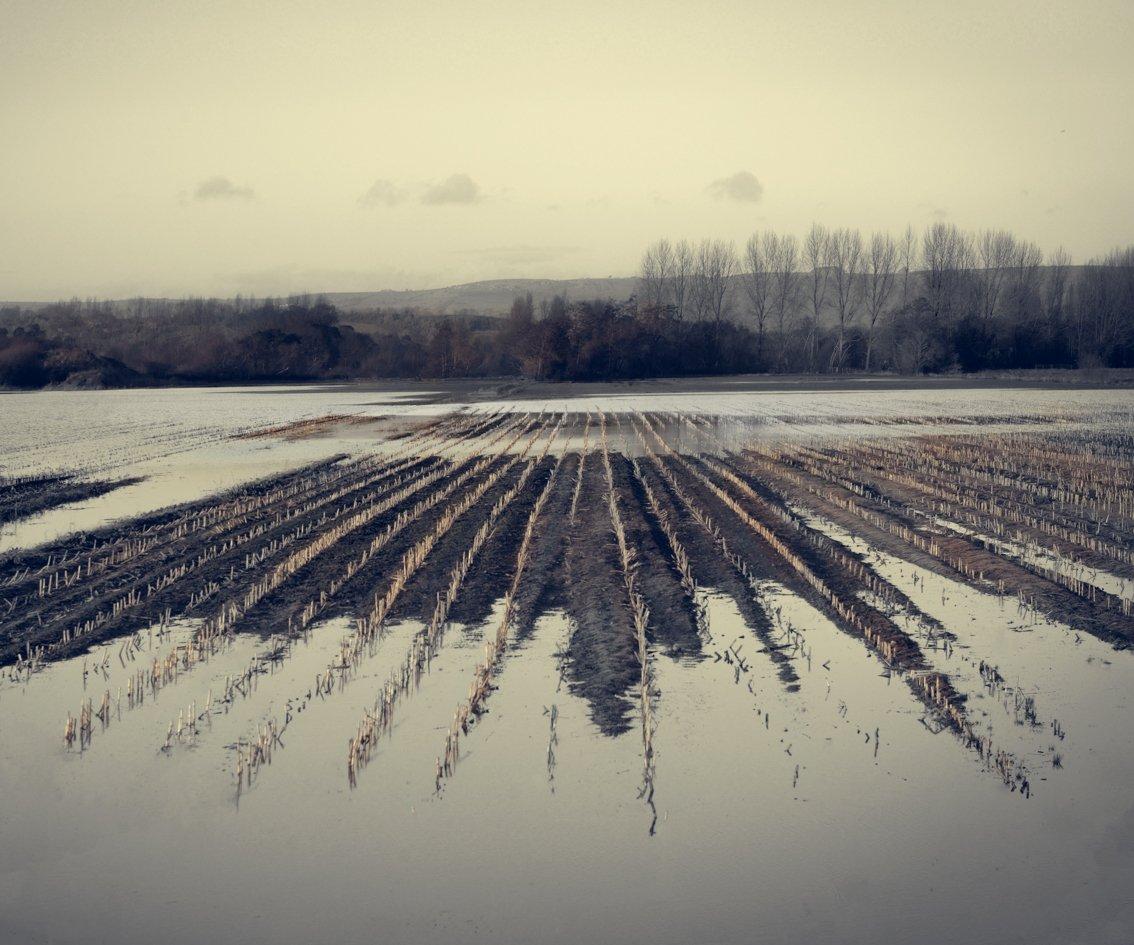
[2,0,1132,300]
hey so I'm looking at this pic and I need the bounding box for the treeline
[490,294,759,380]
[636,225,1134,374]
[2,223,1132,388]
[0,297,511,388]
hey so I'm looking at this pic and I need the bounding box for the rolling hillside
[320,277,639,314]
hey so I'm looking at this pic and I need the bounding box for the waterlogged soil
[562,454,639,735]
[611,456,702,657]
[0,473,146,526]
[634,454,801,690]
[448,455,576,633]
[1,386,1133,945]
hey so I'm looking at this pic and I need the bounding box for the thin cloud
[219,264,443,294]
[193,176,254,201]
[421,173,481,206]
[707,170,763,204]
[449,244,580,266]
[357,179,405,208]
[450,244,581,256]
[916,201,950,220]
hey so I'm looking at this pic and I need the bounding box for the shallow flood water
[1,383,1132,945]
[4,584,1131,944]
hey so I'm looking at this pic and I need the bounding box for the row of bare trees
[3,232,1130,386]
[637,223,1131,372]
[638,238,738,327]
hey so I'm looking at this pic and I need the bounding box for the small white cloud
[707,170,763,204]
[421,173,481,206]
[193,176,254,201]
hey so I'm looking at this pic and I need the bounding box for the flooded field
[2,384,1133,945]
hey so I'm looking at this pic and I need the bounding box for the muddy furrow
[0,454,353,590]
[599,413,656,787]
[562,446,638,736]
[862,439,1134,579]
[228,420,560,789]
[60,458,510,752]
[652,415,952,641]
[234,459,519,637]
[0,454,447,655]
[1,455,453,665]
[0,474,146,526]
[255,418,549,693]
[823,437,1134,550]
[445,453,575,634]
[609,449,701,658]
[627,454,708,644]
[568,414,591,524]
[833,438,1134,570]
[739,443,1134,647]
[671,453,944,666]
[629,422,800,690]
[1,413,457,601]
[637,419,1009,779]
[350,432,568,788]
[700,452,952,640]
[377,461,545,628]
[431,449,570,789]
[56,419,539,725]
[11,416,533,667]
[5,409,472,592]
[191,416,541,659]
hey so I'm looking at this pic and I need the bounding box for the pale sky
[2,0,1132,300]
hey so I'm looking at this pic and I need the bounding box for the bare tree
[1074,247,1134,364]
[1044,246,1072,327]
[976,229,1017,324]
[670,239,694,321]
[898,224,916,307]
[718,240,738,323]
[922,222,972,321]
[693,239,738,329]
[828,227,864,371]
[689,244,709,322]
[864,231,897,372]
[630,222,1095,377]
[743,232,773,361]
[1008,238,1044,322]
[768,233,800,371]
[804,223,832,371]
[637,238,674,313]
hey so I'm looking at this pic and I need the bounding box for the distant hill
[1,266,1095,319]
[319,277,639,314]
[1,277,640,318]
